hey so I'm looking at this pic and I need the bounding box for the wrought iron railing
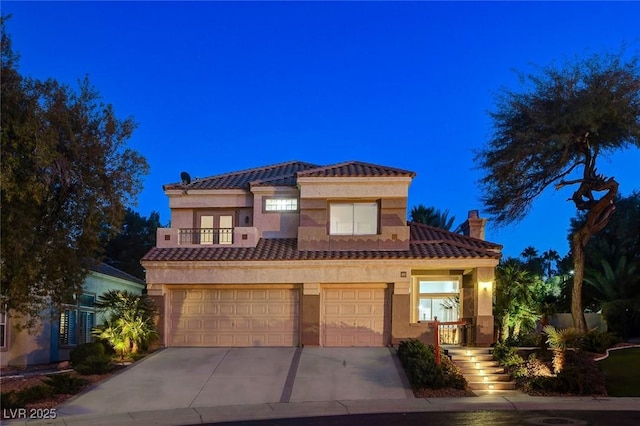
[179,228,234,245]
[439,323,463,345]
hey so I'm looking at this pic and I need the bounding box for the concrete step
[453,360,501,370]
[468,380,517,391]
[457,366,505,375]
[444,346,518,394]
[463,373,512,382]
[449,353,495,362]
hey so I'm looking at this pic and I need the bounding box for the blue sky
[4,1,640,258]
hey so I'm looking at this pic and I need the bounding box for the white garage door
[169,288,299,347]
[323,287,388,347]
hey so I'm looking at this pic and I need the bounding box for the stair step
[463,373,512,382]
[454,361,500,369]
[473,389,524,397]
[468,381,517,391]
[450,354,494,362]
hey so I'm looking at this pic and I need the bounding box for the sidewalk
[5,395,640,426]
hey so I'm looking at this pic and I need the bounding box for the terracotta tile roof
[163,160,416,191]
[163,161,320,191]
[142,223,501,263]
[297,161,416,178]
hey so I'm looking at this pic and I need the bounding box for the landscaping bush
[581,330,622,354]
[70,341,107,366]
[518,332,545,347]
[397,339,432,367]
[74,354,114,375]
[492,342,524,367]
[1,391,19,409]
[557,351,607,395]
[602,299,640,339]
[9,385,54,406]
[522,351,606,396]
[397,339,467,390]
[42,373,89,394]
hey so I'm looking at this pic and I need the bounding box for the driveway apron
[57,347,411,417]
[57,347,295,416]
[289,347,413,402]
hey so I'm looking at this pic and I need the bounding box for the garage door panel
[323,288,388,347]
[169,288,299,347]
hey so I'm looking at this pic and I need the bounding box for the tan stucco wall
[144,257,498,347]
[251,188,300,239]
[297,176,412,199]
[166,190,252,210]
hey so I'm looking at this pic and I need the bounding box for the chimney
[461,210,486,240]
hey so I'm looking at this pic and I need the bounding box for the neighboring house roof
[142,223,501,262]
[163,160,416,191]
[88,261,146,286]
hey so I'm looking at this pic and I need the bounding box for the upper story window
[264,198,298,212]
[330,202,378,235]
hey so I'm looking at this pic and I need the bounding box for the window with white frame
[0,310,6,349]
[60,294,96,346]
[264,198,298,212]
[413,279,460,322]
[330,202,378,235]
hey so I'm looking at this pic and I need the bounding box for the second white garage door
[323,287,388,347]
[169,288,299,347]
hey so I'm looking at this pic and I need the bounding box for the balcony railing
[179,228,234,245]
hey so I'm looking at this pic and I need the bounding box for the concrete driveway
[57,347,412,417]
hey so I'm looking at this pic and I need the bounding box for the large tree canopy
[1,20,149,327]
[102,209,162,280]
[476,50,640,331]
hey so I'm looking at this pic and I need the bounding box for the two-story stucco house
[141,161,501,348]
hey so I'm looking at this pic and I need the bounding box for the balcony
[179,228,233,245]
[156,227,260,248]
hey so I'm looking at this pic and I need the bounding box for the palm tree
[92,290,158,357]
[410,204,456,231]
[542,249,561,279]
[494,259,542,342]
[584,238,640,304]
[543,325,584,373]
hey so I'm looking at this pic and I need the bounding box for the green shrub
[74,355,114,375]
[397,339,467,390]
[397,339,432,367]
[581,330,622,354]
[523,351,606,396]
[603,299,640,339]
[492,342,524,367]
[42,373,89,394]
[10,385,54,406]
[556,351,607,395]
[518,333,545,347]
[1,391,19,409]
[70,341,106,366]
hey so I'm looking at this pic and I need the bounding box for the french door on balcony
[199,214,233,245]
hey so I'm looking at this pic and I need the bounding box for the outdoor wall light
[479,281,492,292]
